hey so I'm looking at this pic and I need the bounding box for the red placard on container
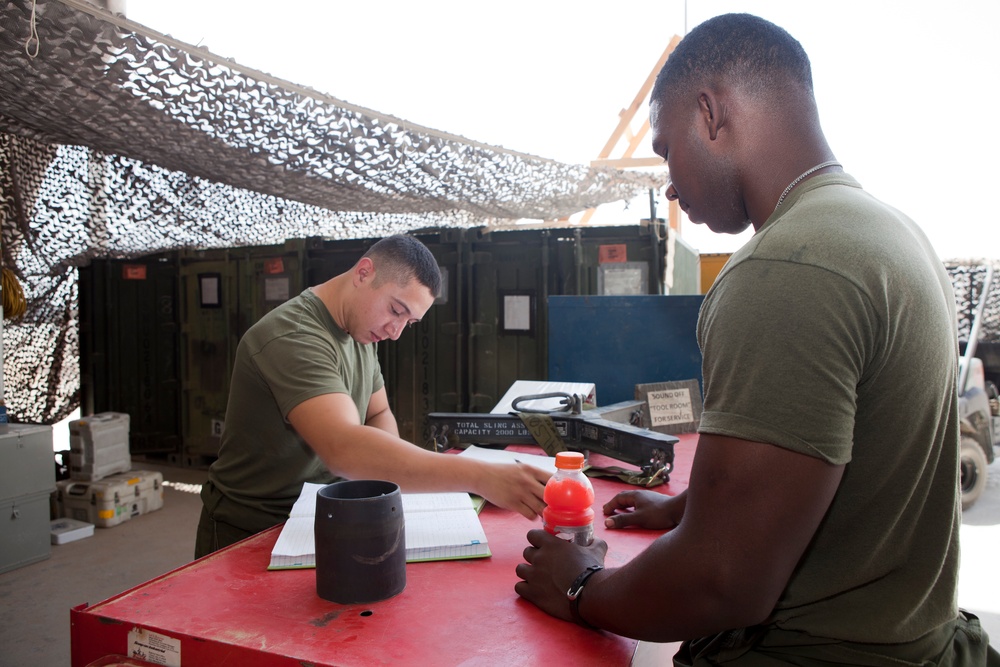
[598,244,627,264]
[122,265,147,280]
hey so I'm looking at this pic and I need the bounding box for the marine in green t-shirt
[514,13,998,665]
[195,235,552,558]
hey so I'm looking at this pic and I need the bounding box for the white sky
[124,0,1000,260]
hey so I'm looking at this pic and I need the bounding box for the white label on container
[504,294,532,330]
[128,626,181,666]
[264,276,290,302]
[647,388,695,426]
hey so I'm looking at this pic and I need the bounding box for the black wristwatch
[566,564,603,628]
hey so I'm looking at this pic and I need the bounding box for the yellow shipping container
[699,253,732,294]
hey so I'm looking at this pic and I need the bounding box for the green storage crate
[304,237,374,285]
[236,240,307,338]
[79,255,182,455]
[78,224,670,462]
[668,232,701,295]
[377,230,463,448]
[178,242,306,462]
[465,228,551,413]
[179,250,236,462]
[550,222,670,296]
[305,231,464,448]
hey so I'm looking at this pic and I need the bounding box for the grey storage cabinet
[0,423,55,573]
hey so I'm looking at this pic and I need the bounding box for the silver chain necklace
[773,160,842,213]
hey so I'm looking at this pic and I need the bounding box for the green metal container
[79,223,672,462]
[78,254,182,455]
[178,242,306,463]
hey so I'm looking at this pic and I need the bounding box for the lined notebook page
[268,516,315,569]
[401,492,489,562]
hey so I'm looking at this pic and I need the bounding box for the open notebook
[268,483,490,570]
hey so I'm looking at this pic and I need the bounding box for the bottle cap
[554,451,585,470]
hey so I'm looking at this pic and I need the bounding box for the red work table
[71,434,696,667]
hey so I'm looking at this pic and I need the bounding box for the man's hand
[477,462,550,520]
[514,529,608,623]
[603,489,686,531]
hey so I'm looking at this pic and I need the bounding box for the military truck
[950,263,999,509]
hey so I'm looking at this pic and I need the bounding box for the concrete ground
[956,454,1000,636]
[0,461,208,667]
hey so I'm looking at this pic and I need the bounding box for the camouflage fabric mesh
[947,260,1000,347]
[0,0,665,423]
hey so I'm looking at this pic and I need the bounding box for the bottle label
[549,523,594,546]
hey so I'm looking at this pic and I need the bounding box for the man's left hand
[514,529,608,624]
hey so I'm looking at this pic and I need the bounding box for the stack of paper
[457,445,557,473]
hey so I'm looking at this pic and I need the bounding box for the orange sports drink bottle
[543,451,595,546]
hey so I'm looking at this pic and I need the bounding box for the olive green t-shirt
[697,174,961,648]
[207,288,384,525]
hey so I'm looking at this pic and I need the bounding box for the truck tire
[960,436,988,510]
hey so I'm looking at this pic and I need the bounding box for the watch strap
[566,564,603,628]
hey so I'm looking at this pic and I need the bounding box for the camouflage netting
[946,260,1000,346]
[0,0,666,423]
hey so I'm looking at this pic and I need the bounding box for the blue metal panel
[547,295,704,406]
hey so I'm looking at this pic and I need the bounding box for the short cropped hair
[652,13,813,104]
[363,234,442,298]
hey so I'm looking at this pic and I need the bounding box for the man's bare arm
[288,391,550,519]
[516,433,843,641]
[363,387,399,437]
